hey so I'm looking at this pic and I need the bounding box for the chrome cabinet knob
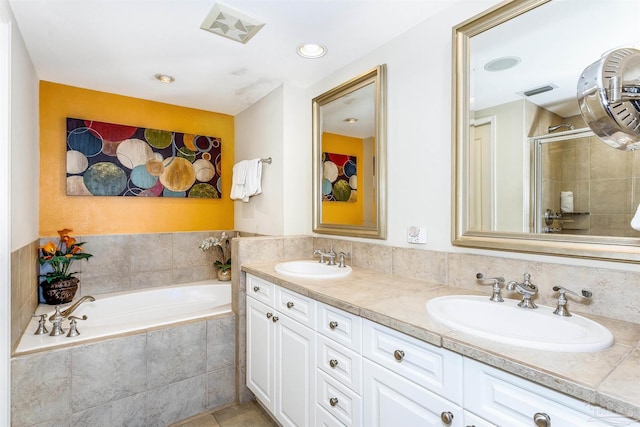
[329,397,339,407]
[253,286,260,292]
[329,359,339,368]
[440,411,454,426]
[286,301,294,309]
[329,321,339,330]
[533,412,551,427]
[394,350,405,362]
[266,312,273,319]
[272,316,279,323]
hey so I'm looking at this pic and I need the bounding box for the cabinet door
[363,359,463,427]
[274,311,316,427]
[463,410,496,427]
[246,296,275,413]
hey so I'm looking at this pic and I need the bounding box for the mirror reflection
[453,0,640,262]
[313,65,386,239]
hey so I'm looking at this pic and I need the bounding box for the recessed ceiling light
[484,56,521,72]
[155,74,175,84]
[343,118,358,123]
[297,43,327,59]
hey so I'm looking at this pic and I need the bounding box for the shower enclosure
[530,128,640,238]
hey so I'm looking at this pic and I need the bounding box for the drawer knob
[266,312,273,319]
[272,316,279,323]
[253,286,260,292]
[329,397,339,407]
[393,350,405,362]
[533,412,550,427]
[286,301,294,309]
[440,411,454,426]
[329,359,339,368]
[329,321,339,330]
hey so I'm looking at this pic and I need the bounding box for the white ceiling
[8,0,463,115]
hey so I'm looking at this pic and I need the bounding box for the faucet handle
[338,252,350,268]
[32,313,48,335]
[67,315,87,337]
[476,273,505,302]
[313,248,326,263]
[552,286,592,317]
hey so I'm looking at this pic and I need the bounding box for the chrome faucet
[476,273,506,302]
[507,273,538,309]
[552,286,592,317]
[338,251,350,268]
[60,295,95,318]
[313,246,337,265]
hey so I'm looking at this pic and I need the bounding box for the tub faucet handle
[67,315,87,337]
[32,313,48,335]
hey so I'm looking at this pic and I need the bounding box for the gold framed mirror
[312,65,387,239]
[452,0,640,263]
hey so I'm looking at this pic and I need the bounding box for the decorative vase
[40,277,79,305]
[217,268,231,282]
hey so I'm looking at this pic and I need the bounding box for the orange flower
[70,246,83,254]
[41,241,57,254]
[64,236,77,247]
[57,228,73,238]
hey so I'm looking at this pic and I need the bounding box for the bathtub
[15,280,231,354]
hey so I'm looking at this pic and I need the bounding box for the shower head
[548,124,575,133]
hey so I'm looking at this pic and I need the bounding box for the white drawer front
[317,302,362,353]
[276,286,316,328]
[463,410,497,427]
[247,274,275,306]
[317,370,362,427]
[317,334,363,394]
[463,358,638,427]
[362,319,463,405]
[316,405,347,427]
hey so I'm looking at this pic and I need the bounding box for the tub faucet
[60,295,95,318]
[507,273,538,309]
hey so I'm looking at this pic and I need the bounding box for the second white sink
[274,260,352,279]
[426,295,614,352]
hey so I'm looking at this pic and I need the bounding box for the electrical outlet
[407,226,427,244]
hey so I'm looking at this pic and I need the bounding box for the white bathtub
[15,280,231,354]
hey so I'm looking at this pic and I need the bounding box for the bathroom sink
[274,260,352,279]
[426,295,614,352]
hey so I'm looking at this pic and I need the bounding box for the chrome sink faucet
[507,273,538,309]
[313,246,337,265]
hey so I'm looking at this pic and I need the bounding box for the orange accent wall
[39,81,234,236]
[321,132,363,225]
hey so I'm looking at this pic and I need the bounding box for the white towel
[631,203,640,231]
[560,191,574,213]
[230,159,263,202]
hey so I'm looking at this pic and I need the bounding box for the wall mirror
[313,65,387,239]
[452,0,640,262]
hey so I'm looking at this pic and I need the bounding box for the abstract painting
[66,117,222,198]
[322,152,357,202]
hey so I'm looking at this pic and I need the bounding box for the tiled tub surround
[232,236,640,421]
[11,312,236,427]
[10,230,233,351]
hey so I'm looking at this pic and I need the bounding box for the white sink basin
[426,295,614,352]
[274,260,352,279]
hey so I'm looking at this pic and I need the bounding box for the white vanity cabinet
[464,358,640,427]
[246,274,316,427]
[362,319,465,427]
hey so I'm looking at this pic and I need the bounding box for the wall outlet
[407,226,427,244]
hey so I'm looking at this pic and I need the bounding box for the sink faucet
[313,246,337,265]
[60,295,95,318]
[507,273,538,309]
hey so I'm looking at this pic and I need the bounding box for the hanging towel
[230,159,263,202]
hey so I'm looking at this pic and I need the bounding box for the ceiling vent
[200,3,264,44]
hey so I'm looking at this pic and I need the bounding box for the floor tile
[214,401,277,427]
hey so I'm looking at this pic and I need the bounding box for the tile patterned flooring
[171,401,278,427]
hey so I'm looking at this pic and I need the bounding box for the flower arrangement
[39,228,93,283]
[199,232,231,271]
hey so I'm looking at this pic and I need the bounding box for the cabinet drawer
[463,358,638,427]
[317,302,362,352]
[317,334,362,394]
[276,286,316,328]
[247,274,275,306]
[463,410,497,427]
[362,319,463,405]
[316,405,347,427]
[317,370,362,427]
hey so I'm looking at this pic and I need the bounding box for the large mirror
[452,0,640,262]
[313,65,387,239]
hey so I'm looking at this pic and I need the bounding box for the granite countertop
[242,261,640,422]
